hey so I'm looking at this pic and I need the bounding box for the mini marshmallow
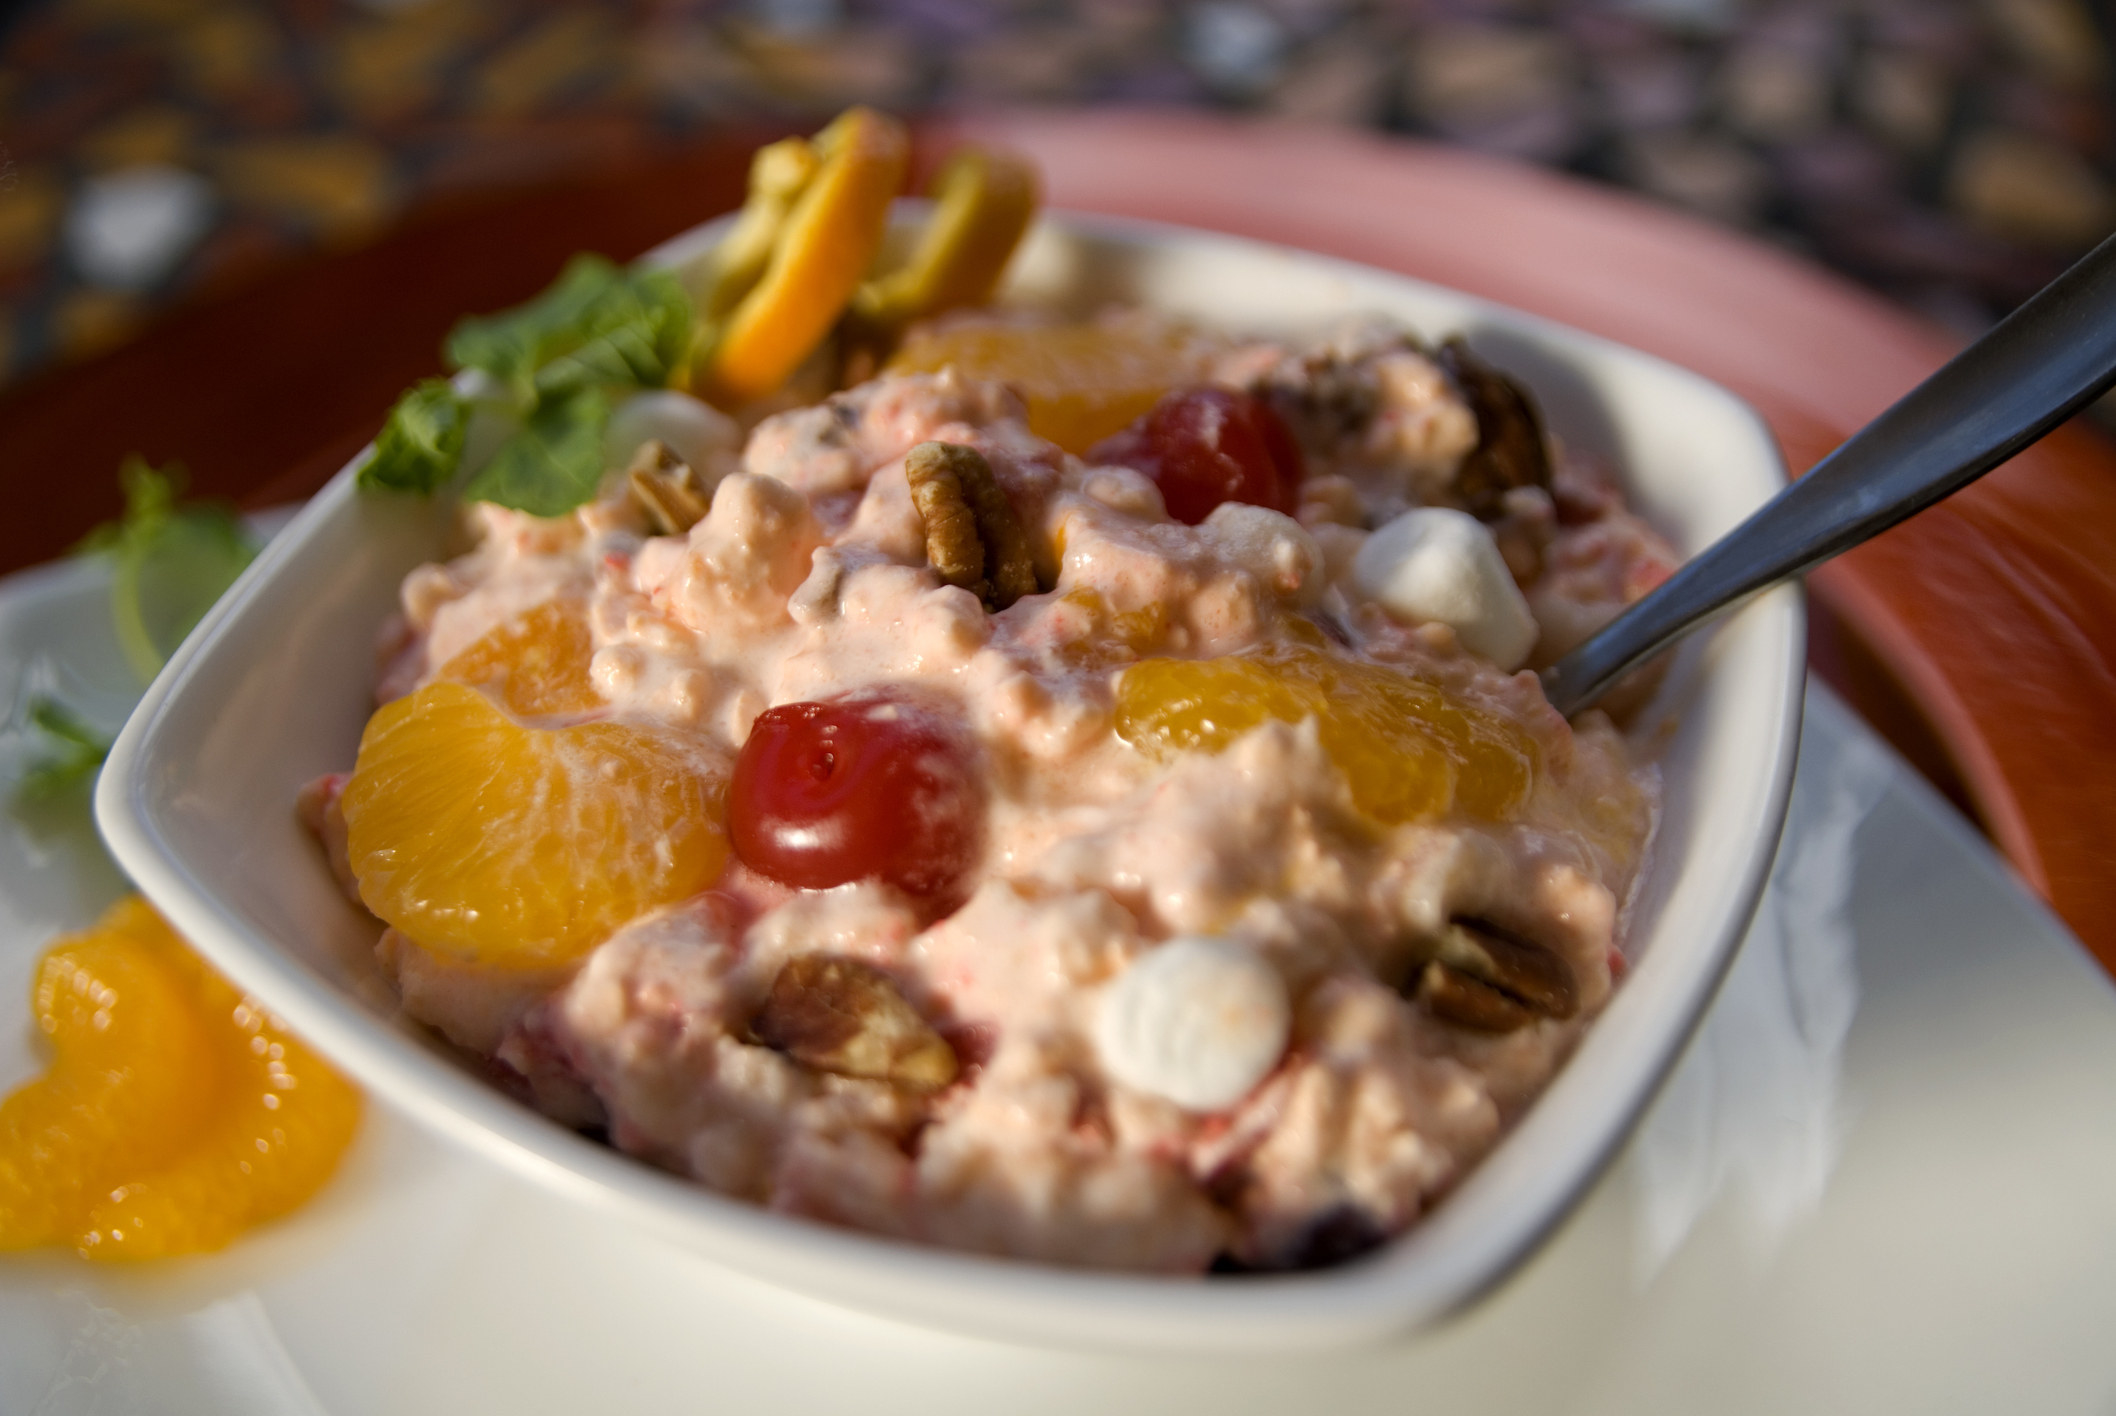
[1352,506,1538,670]
[1093,936,1291,1112]
[606,390,741,488]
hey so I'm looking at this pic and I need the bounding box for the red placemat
[3,110,2110,969]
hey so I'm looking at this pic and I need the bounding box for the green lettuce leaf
[356,378,467,495]
[446,255,692,407]
[78,459,260,684]
[460,387,613,518]
[15,695,112,801]
[358,254,693,517]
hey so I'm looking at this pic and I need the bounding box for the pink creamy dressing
[311,320,1677,1272]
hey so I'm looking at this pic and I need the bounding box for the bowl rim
[96,207,1804,1354]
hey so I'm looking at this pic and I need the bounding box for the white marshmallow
[1093,936,1290,1112]
[1352,506,1538,670]
[605,390,741,488]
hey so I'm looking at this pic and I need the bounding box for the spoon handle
[1541,231,2116,717]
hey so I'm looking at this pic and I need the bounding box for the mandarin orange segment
[1053,587,1168,668]
[0,897,363,1262]
[886,320,1206,453]
[0,900,221,1249]
[342,680,727,967]
[1114,642,1537,824]
[438,598,601,718]
[77,968,361,1263]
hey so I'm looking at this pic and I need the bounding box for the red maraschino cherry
[729,695,982,900]
[1089,387,1303,525]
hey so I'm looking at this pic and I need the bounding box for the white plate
[10,546,2116,1411]
[92,212,1803,1351]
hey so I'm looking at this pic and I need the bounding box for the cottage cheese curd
[304,317,1677,1273]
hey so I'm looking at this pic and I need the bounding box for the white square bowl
[97,210,1802,1354]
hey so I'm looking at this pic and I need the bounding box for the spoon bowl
[1543,231,2116,716]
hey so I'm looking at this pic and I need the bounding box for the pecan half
[751,954,959,1090]
[626,439,712,536]
[1411,917,1578,1033]
[904,440,1040,612]
[1437,338,1551,519]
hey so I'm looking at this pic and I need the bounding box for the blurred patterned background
[0,0,2109,392]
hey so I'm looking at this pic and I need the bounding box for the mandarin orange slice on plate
[0,897,363,1260]
[0,899,220,1249]
[76,944,362,1262]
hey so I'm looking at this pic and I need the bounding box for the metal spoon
[1541,231,2116,717]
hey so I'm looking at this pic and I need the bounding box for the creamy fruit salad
[300,107,1677,1272]
[302,304,1677,1273]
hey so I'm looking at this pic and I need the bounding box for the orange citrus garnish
[850,146,1040,334]
[698,107,909,406]
[886,318,1206,454]
[1114,641,1537,823]
[341,680,727,968]
[0,897,361,1261]
[438,598,601,718]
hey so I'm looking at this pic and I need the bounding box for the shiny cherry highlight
[728,696,983,900]
[1089,386,1303,525]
